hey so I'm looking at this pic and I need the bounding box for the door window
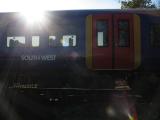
[96,20,108,47]
[118,20,130,47]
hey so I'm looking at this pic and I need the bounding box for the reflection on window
[32,36,39,47]
[151,24,160,47]
[7,36,25,47]
[49,36,57,47]
[96,20,108,47]
[62,35,76,47]
[118,20,130,47]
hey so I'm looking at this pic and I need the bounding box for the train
[1,9,160,120]
[0,9,159,92]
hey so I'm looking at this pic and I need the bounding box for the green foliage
[121,0,156,9]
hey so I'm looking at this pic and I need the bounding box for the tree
[121,0,156,9]
[158,0,160,8]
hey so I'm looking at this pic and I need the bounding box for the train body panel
[0,10,159,88]
[140,14,160,70]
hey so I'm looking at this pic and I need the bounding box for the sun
[20,10,46,25]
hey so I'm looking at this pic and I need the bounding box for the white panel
[97,32,104,46]
[72,35,76,46]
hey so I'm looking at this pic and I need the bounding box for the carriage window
[96,20,108,47]
[7,36,25,47]
[151,24,160,47]
[62,35,76,47]
[49,36,58,47]
[118,20,130,47]
[32,36,39,47]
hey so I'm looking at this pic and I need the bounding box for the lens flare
[128,113,134,120]
[106,106,115,117]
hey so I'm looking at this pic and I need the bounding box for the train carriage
[0,10,159,89]
[0,9,160,120]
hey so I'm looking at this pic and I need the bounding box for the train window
[62,35,76,47]
[118,20,130,47]
[151,24,160,47]
[32,36,39,47]
[96,20,108,47]
[7,36,25,47]
[49,36,57,47]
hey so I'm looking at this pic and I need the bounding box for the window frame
[61,35,77,47]
[48,35,58,47]
[6,36,26,48]
[96,19,109,47]
[117,19,130,47]
[150,23,160,48]
[31,36,40,47]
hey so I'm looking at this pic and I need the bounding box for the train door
[91,14,134,70]
[114,14,134,69]
[92,14,113,69]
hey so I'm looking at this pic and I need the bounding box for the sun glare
[20,10,46,25]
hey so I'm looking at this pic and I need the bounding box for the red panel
[114,14,134,70]
[92,14,112,69]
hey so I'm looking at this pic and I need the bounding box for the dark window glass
[49,36,57,47]
[118,20,130,47]
[151,24,160,47]
[96,20,108,47]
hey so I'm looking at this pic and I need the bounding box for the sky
[0,0,121,12]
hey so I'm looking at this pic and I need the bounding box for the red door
[92,14,113,69]
[114,14,134,69]
[92,14,134,70]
